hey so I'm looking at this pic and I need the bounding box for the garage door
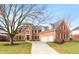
[41,36,54,42]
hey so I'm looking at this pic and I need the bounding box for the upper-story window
[35,30,37,33]
[32,30,34,33]
[60,25,65,30]
[38,30,41,33]
[63,25,65,30]
[60,26,62,30]
[26,29,30,33]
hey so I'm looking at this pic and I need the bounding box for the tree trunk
[10,38,14,45]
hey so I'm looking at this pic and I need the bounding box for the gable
[56,20,69,31]
[22,24,32,31]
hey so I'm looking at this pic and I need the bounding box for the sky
[45,4,79,30]
[0,4,79,31]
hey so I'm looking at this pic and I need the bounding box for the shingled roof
[72,26,79,31]
[41,20,65,32]
[50,20,64,29]
[32,25,42,30]
[54,20,64,29]
[21,20,65,32]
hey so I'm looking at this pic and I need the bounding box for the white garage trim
[40,36,54,42]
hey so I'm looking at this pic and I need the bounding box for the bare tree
[29,11,54,26]
[0,4,46,45]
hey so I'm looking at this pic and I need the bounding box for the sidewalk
[31,41,59,54]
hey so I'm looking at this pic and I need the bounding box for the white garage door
[41,36,54,42]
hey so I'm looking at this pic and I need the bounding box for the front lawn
[0,41,32,54]
[48,40,79,54]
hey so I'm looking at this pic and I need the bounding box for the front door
[27,35,29,40]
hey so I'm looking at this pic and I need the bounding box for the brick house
[16,23,42,41]
[16,20,70,43]
[0,30,8,41]
[39,20,70,43]
[71,26,79,39]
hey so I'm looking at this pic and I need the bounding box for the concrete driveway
[31,41,59,54]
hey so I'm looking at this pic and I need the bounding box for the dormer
[41,27,45,31]
[48,24,54,30]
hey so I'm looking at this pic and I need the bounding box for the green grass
[0,41,32,54]
[48,40,79,54]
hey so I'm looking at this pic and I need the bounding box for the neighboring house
[16,20,70,43]
[0,30,8,41]
[71,26,79,39]
[39,20,70,43]
[0,33,8,41]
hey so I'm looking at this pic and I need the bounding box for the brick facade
[54,20,70,43]
[16,24,41,41]
[39,20,70,43]
[16,20,70,43]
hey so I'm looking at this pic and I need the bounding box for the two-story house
[39,20,70,43]
[16,23,42,41]
[16,20,70,43]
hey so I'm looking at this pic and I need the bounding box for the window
[32,36,34,40]
[38,36,39,39]
[35,36,37,39]
[38,30,41,33]
[26,29,30,33]
[64,34,65,39]
[63,34,68,39]
[35,30,37,33]
[60,25,65,30]
[56,34,59,38]
[65,34,68,39]
[63,25,65,30]
[32,30,34,33]
[60,33,62,39]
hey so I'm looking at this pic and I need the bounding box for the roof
[21,20,65,32]
[41,20,65,32]
[0,33,7,36]
[72,26,79,31]
[23,23,33,26]
[46,20,64,31]
[51,20,64,29]
[32,25,43,30]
